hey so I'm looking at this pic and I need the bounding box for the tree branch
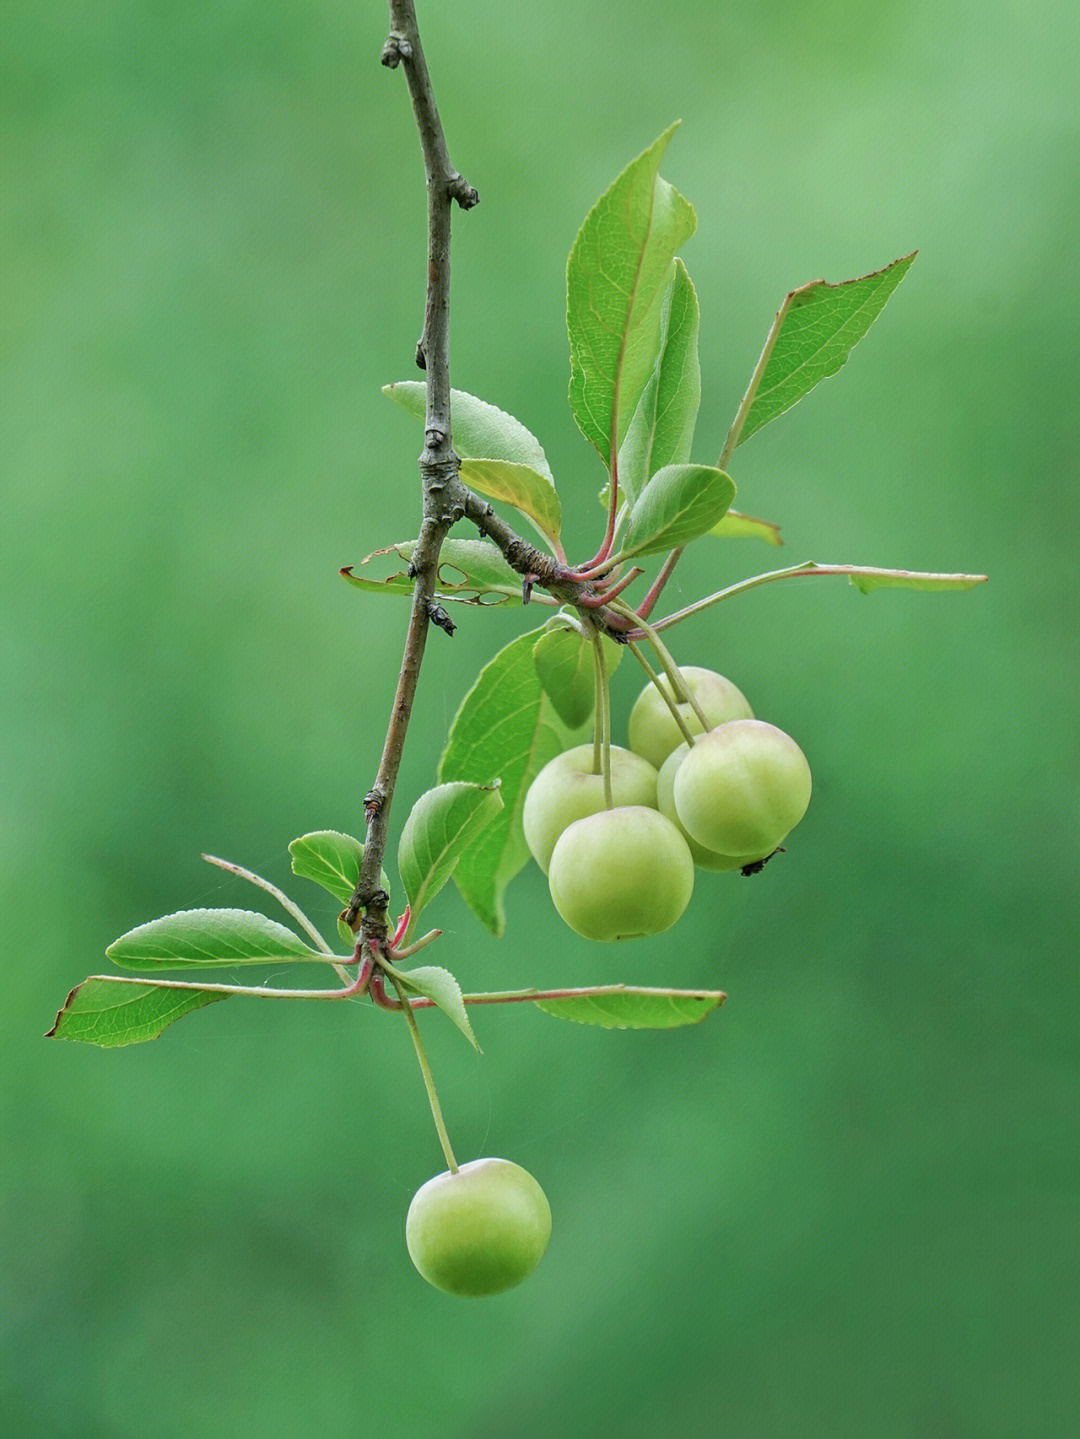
[348,1,476,934]
[348,3,632,932]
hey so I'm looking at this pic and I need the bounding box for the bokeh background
[4,2,1078,1435]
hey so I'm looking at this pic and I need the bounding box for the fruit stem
[611,601,710,731]
[591,632,613,808]
[387,967,459,1174]
[626,641,697,748]
[591,635,604,776]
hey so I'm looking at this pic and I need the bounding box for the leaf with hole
[289,831,389,906]
[624,464,735,558]
[106,909,325,970]
[398,782,504,932]
[730,253,917,449]
[383,382,552,478]
[439,629,580,935]
[342,539,536,607]
[567,125,697,467]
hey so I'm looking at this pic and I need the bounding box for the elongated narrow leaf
[456,459,562,547]
[342,539,531,607]
[396,965,480,1052]
[624,464,735,558]
[711,509,784,546]
[289,831,389,905]
[383,383,552,478]
[106,909,324,970]
[840,565,988,594]
[439,629,580,935]
[731,253,917,449]
[532,985,725,1029]
[618,258,701,509]
[567,125,697,466]
[47,976,228,1046]
[398,782,504,928]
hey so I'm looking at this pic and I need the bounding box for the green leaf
[395,964,481,1052]
[342,539,531,608]
[840,565,988,594]
[106,909,324,970]
[624,464,736,557]
[383,382,552,478]
[532,985,725,1029]
[532,625,596,729]
[398,781,504,929]
[711,509,784,546]
[617,257,701,510]
[731,253,917,449]
[533,617,625,729]
[456,459,561,547]
[289,831,390,906]
[567,125,697,467]
[439,629,580,935]
[47,976,228,1046]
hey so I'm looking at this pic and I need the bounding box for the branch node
[424,424,448,450]
[427,602,456,636]
[522,573,537,605]
[364,787,385,824]
[447,173,479,210]
[415,338,427,370]
[381,32,412,68]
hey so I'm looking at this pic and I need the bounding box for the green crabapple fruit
[657,743,774,871]
[406,1158,552,1297]
[547,805,694,940]
[672,719,811,858]
[628,665,754,770]
[523,743,659,873]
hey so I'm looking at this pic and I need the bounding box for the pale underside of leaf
[732,253,917,449]
[840,565,987,593]
[711,509,784,546]
[383,382,552,478]
[532,986,725,1029]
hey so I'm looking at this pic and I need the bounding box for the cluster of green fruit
[524,666,813,940]
[404,664,811,1298]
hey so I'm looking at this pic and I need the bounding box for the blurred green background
[4,2,1077,1435]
